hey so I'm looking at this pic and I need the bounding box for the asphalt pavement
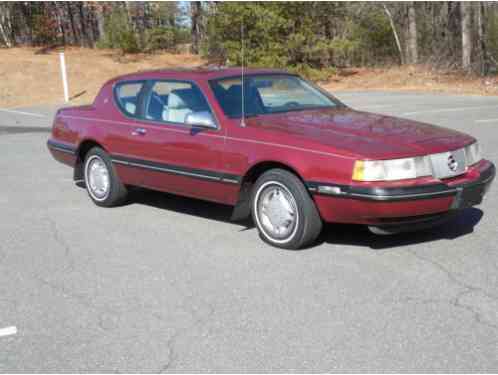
[0,92,497,372]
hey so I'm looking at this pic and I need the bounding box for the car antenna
[240,20,246,128]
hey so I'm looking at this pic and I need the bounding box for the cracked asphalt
[0,92,497,372]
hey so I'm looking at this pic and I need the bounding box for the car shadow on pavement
[318,208,484,250]
[127,187,254,228]
[126,187,483,250]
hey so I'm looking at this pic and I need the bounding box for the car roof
[108,67,293,84]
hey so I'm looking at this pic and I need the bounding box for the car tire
[83,147,127,207]
[251,168,322,249]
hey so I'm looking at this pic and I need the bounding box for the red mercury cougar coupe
[48,68,495,249]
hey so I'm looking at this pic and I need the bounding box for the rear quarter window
[114,82,145,117]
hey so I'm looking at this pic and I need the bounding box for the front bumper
[309,160,495,225]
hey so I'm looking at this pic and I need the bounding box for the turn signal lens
[352,160,365,181]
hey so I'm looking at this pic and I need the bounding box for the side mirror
[185,111,217,129]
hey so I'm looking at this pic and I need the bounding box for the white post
[59,52,69,103]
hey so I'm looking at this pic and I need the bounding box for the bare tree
[407,2,418,64]
[0,3,14,47]
[461,1,472,71]
[66,3,80,45]
[136,2,146,49]
[191,1,202,54]
[78,2,94,47]
[475,2,489,74]
[383,4,404,65]
[95,3,106,41]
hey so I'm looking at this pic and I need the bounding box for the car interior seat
[147,92,167,121]
[167,88,207,123]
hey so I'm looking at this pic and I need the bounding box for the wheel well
[242,161,303,186]
[231,161,304,221]
[73,140,104,181]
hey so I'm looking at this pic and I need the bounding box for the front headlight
[352,156,432,181]
[465,142,482,166]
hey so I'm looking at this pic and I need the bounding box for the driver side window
[144,80,212,125]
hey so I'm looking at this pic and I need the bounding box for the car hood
[249,107,475,159]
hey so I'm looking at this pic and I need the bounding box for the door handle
[131,128,146,136]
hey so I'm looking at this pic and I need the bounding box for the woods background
[0,1,497,81]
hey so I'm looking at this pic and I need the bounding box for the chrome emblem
[448,154,458,172]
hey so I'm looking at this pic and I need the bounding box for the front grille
[429,147,467,179]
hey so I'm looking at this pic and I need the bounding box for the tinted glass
[115,82,144,117]
[144,81,212,124]
[209,74,339,118]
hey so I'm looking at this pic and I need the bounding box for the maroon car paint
[47,68,495,226]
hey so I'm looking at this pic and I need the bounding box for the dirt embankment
[323,65,498,96]
[0,47,203,108]
[1,47,497,108]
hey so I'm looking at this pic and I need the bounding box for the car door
[106,79,150,187]
[125,79,236,204]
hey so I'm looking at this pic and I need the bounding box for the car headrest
[225,84,264,115]
[226,84,262,101]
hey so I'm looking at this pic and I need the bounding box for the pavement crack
[46,216,75,273]
[34,276,96,310]
[406,249,497,300]
[0,244,5,263]
[407,249,498,330]
[452,289,498,330]
[158,301,215,373]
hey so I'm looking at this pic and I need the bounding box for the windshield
[209,74,341,118]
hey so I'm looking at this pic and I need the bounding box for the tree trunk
[0,3,16,48]
[383,4,404,65]
[476,2,488,75]
[407,2,418,64]
[67,3,79,45]
[461,1,472,71]
[136,2,146,49]
[191,2,202,54]
[96,4,105,41]
[431,2,437,54]
[447,2,461,58]
[78,3,92,47]
[0,4,13,47]
[53,2,65,45]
